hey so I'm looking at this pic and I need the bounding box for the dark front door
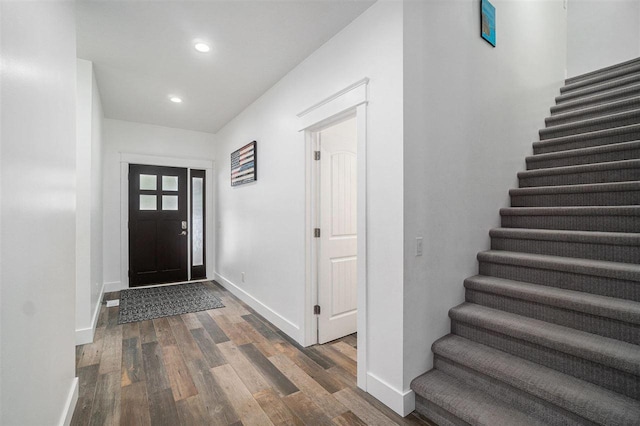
[129,164,188,287]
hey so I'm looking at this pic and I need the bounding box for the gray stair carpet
[411,58,640,425]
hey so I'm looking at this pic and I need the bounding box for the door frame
[120,152,214,290]
[298,78,368,390]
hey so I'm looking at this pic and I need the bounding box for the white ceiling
[76,0,376,134]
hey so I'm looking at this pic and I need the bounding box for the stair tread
[477,249,640,281]
[411,370,546,426]
[539,109,640,138]
[562,63,640,93]
[510,181,640,195]
[500,205,640,215]
[557,73,640,103]
[547,95,640,125]
[565,57,640,85]
[429,335,640,425]
[489,227,640,245]
[465,274,640,324]
[518,158,640,178]
[552,83,640,115]
[450,303,640,375]
[527,140,640,163]
[532,123,640,150]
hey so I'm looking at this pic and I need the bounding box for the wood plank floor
[72,281,435,426]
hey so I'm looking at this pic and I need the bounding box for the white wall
[102,119,216,290]
[0,1,78,424]
[567,0,640,77]
[214,1,406,413]
[402,0,567,392]
[76,59,104,345]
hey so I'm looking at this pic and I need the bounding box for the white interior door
[318,116,358,344]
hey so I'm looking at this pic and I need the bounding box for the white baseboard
[58,377,79,426]
[213,272,301,343]
[75,282,105,345]
[366,372,415,416]
[104,281,122,292]
[75,327,93,346]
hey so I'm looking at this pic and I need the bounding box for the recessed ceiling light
[194,42,211,53]
[169,96,183,103]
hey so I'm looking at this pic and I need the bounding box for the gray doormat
[118,282,224,324]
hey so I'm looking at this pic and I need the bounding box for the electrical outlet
[416,237,423,256]
[241,272,245,283]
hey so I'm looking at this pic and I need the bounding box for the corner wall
[76,59,105,345]
[214,1,407,413]
[102,119,216,290]
[403,0,567,392]
[1,2,78,424]
[567,0,640,77]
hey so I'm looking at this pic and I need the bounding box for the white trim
[355,102,368,390]
[297,78,369,128]
[103,279,210,293]
[214,272,301,341]
[120,152,212,170]
[119,152,215,289]
[299,78,369,391]
[120,161,128,288]
[131,278,210,289]
[75,282,105,345]
[366,372,415,417]
[58,377,79,426]
[104,281,122,292]
[303,130,317,347]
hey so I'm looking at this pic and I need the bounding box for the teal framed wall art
[481,0,496,47]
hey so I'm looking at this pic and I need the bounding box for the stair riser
[552,85,640,116]
[526,145,640,169]
[451,321,640,400]
[432,356,594,426]
[565,58,640,85]
[414,396,465,426]
[539,114,640,141]
[465,289,640,344]
[478,261,640,302]
[519,168,640,187]
[547,99,640,127]
[533,128,640,154]
[501,214,640,232]
[561,68,640,95]
[510,190,640,207]
[490,236,640,263]
[556,74,640,104]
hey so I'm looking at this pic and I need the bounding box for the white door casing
[298,77,368,390]
[318,116,358,344]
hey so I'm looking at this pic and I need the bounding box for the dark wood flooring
[71,281,435,425]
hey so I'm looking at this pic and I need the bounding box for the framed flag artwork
[231,141,257,186]
[481,0,496,47]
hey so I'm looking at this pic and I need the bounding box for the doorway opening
[300,78,368,390]
[128,163,207,287]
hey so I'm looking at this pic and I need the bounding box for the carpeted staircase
[410,59,640,425]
